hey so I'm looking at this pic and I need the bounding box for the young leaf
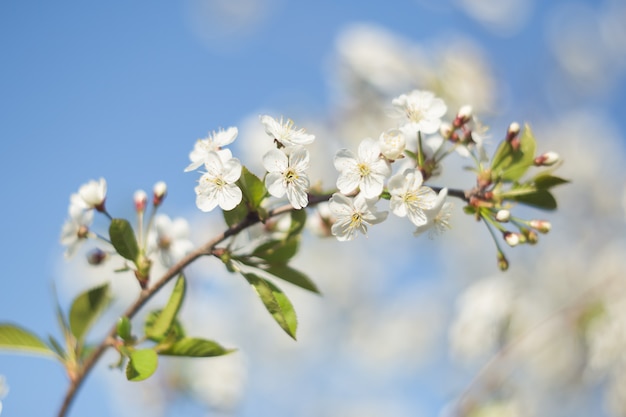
[223,199,250,228]
[265,264,320,294]
[252,236,300,264]
[69,283,111,342]
[126,349,158,381]
[109,218,140,262]
[242,272,298,339]
[144,312,186,343]
[47,335,66,359]
[533,174,569,190]
[287,209,307,237]
[145,275,186,341]
[511,189,558,210]
[0,323,55,357]
[491,124,537,182]
[158,337,234,357]
[117,317,132,342]
[238,166,267,210]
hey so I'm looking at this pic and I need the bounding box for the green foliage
[158,337,234,357]
[238,166,267,210]
[264,264,320,294]
[223,199,250,227]
[69,283,111,342]
[491,124,536,182]
[126,348,158,381]
[117,317,133,342]
[145,275,186,341]
[0,323,55,357]
[242,271,298,339]
[109,218,140,262]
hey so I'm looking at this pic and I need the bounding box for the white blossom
[185,127,238,172]
[78,178,107,209]
[388,168,437,226]
[413,188,452,238]
[148,214,194,267]
[391,90,447,135]
[328,193,388,241]
[260,115,315,147]
[61,192,95,258]
[378,128,406,160]
[334,138,391,198]
[263,146,310,209]
[195,151,242,212]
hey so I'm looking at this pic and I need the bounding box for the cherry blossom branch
[56,186,472,417]
[56,193,333,417]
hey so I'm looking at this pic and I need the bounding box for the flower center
[406,107,423,123]
[158,236,172,250]
[358,163,371,177]
[349,212,362,228]
[284,168,298,183]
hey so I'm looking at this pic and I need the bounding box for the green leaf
[145,275,186,341]
[158,337,234,357]
[0,323,55,357]
[265,264,320,294]
[287,209,307,237]
[117,317,132,342]
[223,199,250,228]
[242,272,298,339]
[238,166,267,210]
[252,236,299,264]
[69,283,111,342]
[109,218,140,262]
[511,189,558,210]
[126,349,158,381]
[533,174,569,189]
[144,313,186,343]
[491,124,536,182]
[47,335,66,359]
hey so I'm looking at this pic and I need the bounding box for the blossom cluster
[328,90,452,241]
[60,178,193,271]
[185,116,315,212]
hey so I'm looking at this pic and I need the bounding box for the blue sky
[1,1,625,416]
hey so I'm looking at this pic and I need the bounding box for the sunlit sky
[1,0,625,416]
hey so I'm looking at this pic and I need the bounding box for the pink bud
[153,181,167,206]
[507,122,520,141]
[496,209,510,222]
[87,248,108,265]
[134,190,148,212]
[529,220,551,233]
[534,152,560,166]
[504,231,521,247]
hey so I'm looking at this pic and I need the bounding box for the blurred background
[1,0,626,416]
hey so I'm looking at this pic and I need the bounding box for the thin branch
[56,189,466,416]
[56,194,332,417]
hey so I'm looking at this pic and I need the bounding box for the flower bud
[86,248,108,265]
[439,122,453,139]
[78,178,107,211]
[503,231,523,247]
[495,209,511,222]
[454,105,473,127]
[379,129,406,160]
[529,219,551,233]
[525,229,539,244]
[534,152,560,167]
[507,122,520,141]
[497,252,509,271]
[134,189,148,212]
[153,181,167,206]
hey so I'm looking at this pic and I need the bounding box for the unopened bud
[495,209,511,222]
[439,122,453,139]
[504,231,524,247]
[507,122,520,141]
[87,248,108,265]
[497,252,509,271]
[525,229,539,244]
[379,129,406,160]
[534,152,560,166]
[455,105,473,126]
[134,189,148,212]
[529,219,551,234]
[153,181,167,206]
